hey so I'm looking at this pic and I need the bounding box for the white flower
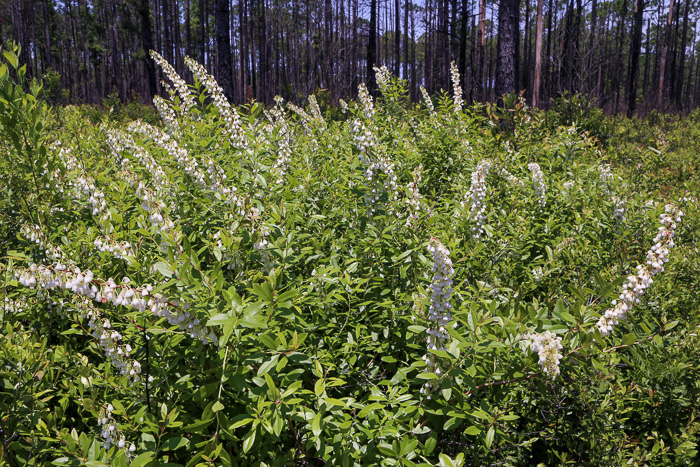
[596,204,683,336]
[528,162,546,211]
[526,331,563,378]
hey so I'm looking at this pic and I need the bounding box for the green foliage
[1,50,699,467]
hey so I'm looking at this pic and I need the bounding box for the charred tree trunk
[215,0,234,101]
[368,0,377,95]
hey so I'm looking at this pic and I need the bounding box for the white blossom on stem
[184,56,247,149]
[528,162,546,211]
[150,51,196,115]
[420,86,435,116]
[463,159,492,240]
[596,204,684,336]
[525,331,563,378]
[421,238,455,398]
[450,62,463,113]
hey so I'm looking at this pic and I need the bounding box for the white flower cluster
[405,165,428,227]
[420,86,435,116]
[528,162,546,211]
[450,61,463,113]
[497,167,524,187]
[184,57,247,148]
[612,196,626,226]
[464,159,492,240]
[532,266,545,282]
[118,129,171,197]
[339,99,349,113]
[374,65,391,93]
[94,236,135,263]
[150,51,195,115]
[21,224,66,261]
[131,120,208,190]
[213,231,243,271]
[563,180,575,191]
[104,127,128,167]
[253,223,274,273]
[421,238,455,398]
[2,296,27,314]
[596,204,684,336]
[308,95,326,128]
[54,143,108,219]
[350,113,397,213]
[206,160,243,213]
[357,83,375,120]
[599,164,613,196]
[127,175,174,232]
[15,263,216,344]
[287,102,312,128]
[526,331,563,378]
[270,97,292,182]
[153,96,181,135]
[98,403,137,454]
[73,296,143,382]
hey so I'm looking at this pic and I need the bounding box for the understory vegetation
[1,45,700,466]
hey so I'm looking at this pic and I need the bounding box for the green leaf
[3,50,18,69]
[464,425,481,436]
[153,261,173,277]
[229,415,255,430]
[161,436,188,451]
[311,411,322,437]
[253,282,273,303]
[129,453,155,467]
[621,333,636,346]
[242,428,256,453]
[485,426,495,448]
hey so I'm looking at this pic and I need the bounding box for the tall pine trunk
[496,0,519,98]
[533,0,544,106]
[215,0,234,101]
[626,0,644,117]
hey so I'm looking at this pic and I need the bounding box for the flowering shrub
[1,47,700,466]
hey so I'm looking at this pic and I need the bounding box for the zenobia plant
[1,46,699,466]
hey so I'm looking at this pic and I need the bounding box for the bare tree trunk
[199,0,206,62]
[675,0,690,109]
[496,0,519,98]
[139,0,157,101]
[642,17,650,100]
[404,0,409,81]
[395,0,401,75]
[476,0,485,100]
[626,0,644,117]
[533,0,544,106]
[186,0,192,58]
[162,0,172,62]
[368,0,377,95]
[658,0,675,108]
[215,0,234,100]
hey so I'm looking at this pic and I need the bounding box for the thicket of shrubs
[1,44,699,466]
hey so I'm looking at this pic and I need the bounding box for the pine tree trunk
[626,0,644,117]
[658,0,675,108]
[533,0,544,106]
[215,0,234,101]
[476,0,485,100]
[496,0,519,98]
[368,0,377,95]
[139,0,157,101]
